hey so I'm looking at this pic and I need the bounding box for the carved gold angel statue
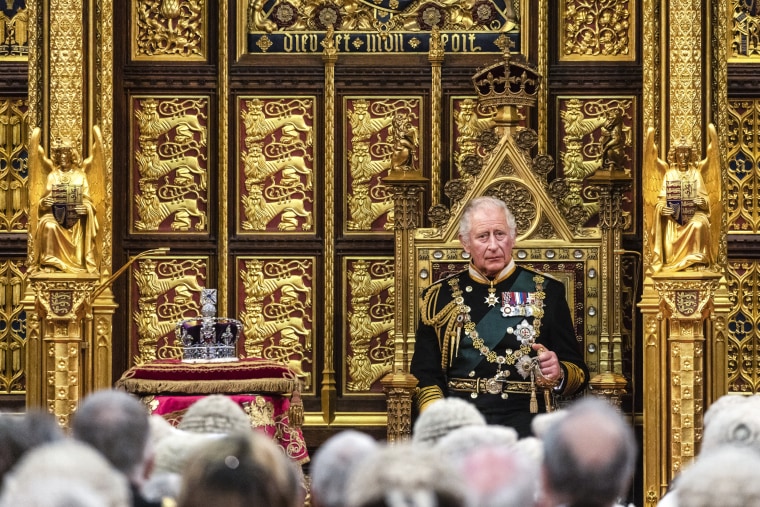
[644,124,721,273]
[29,127,105,274]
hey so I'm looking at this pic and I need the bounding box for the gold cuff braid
[558,361,585,395]
[416,385,444,412]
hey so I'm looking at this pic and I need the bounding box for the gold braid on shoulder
[420,279,464,369]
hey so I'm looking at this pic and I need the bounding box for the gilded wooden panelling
[0,259,26,394]
[131,0,206,60]
[344,96,421,233]
[129,256,209,364]
[130,96,209,234]
[669,1,703,144]
[243,0,521,55]
[559,0,634,61]
[343,257,394,394]
[237,256,315,393]
[729,0,760,61]
[0,98,28,232]
[727,99,760,233]
[0,2,28,60]
[727,260,760,393]
[553,96,636,233]
[237,96,315,234]
[450,96,524,182]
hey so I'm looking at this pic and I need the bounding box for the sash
[456,304,506,373]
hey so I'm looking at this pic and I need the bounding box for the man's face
[460,207,514,277]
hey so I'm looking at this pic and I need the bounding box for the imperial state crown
[175,289,242,362]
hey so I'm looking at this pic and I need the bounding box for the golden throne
[383,49,611,441]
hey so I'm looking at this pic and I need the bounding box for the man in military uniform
[411,196,588,437]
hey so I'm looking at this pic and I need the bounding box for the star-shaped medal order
[485,286,499,307]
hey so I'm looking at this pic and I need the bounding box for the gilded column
[320,28,338,423]
[25,0,115,423]
[587,170,632,406]
[640,0,729,497]
[381,135,427,443]
[428,27,443,205]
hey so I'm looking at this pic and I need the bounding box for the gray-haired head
[344,442,469,507]
[71,389,150,482]
[676,446,760,507]
[541,397,636,507]
[701,395,760,455]
[460,444,539,507]
[311,430,380,507]
[412,397,486,447]
[435,424,518,463]
[459,196,517,240]
[0,439,130,507]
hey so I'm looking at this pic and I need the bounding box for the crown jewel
[471,36,541,109]
[176,289,242,363]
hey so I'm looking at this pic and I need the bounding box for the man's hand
[532,343,561,384]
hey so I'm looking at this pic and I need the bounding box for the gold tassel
[530,371,538,414]
[288,383,304,428]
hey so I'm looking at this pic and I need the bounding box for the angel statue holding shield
[644,124,721,274]
[29,127,104,274]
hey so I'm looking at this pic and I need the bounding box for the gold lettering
[468,34,482,52]
[283,33,319,53]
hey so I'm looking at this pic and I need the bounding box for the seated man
[411,196,589,437]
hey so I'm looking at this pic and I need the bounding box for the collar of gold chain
[448,273,546,369]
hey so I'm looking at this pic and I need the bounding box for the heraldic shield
[51,184,84,229]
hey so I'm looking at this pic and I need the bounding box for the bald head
[541,398,636,507]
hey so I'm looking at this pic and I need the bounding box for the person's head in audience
[412,397,486,447]
[460,444,539,507]
[178,394,251,435]
[701,393,760,455]
[0,409,63,482]
[71,389,155,498]
[345,442,470,507]
[310,429,380,507]
[177,431,303,507]
[0,439,131,507]
[435,423,518,463]
[675,445,760,507]
[540,397,636,507]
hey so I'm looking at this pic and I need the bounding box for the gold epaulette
[559,361,586,396]
[415,385,444,412]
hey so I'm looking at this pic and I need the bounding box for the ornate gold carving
[239,258,314,390]
[726,99,760,234]
[669,1,702,144]
[551,97,634,233]
[0,5,28,59]
[346,97,420,232]
[133,97,208,233]
[453,98,497,180]
[131,257,207,363]
[49,0,84,145]
[28,126,105,276]
[132,0,205,60]
[0,98,29,232]
[0,260,26,394]
[247,0,518,34]
[727,260,760,392]
[560,0,634,61]
[239,97,315,233]
[729,0,760,60]
[346,259,394,392]
[643,124,721,274]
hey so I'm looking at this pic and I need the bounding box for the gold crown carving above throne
[175,289,243,363]
[471,36,541,110]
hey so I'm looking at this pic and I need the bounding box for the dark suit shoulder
[515,264,562,284]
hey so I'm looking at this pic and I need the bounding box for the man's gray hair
[459,196,517,240]
[541,397,636,507]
